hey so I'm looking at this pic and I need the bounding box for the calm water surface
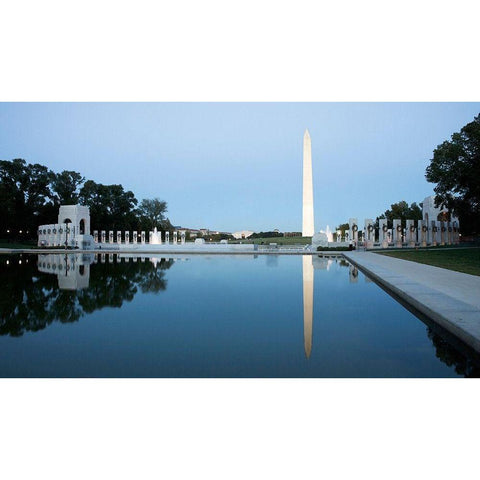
[0,253,478,377]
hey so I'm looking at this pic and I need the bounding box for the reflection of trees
[427,327,480,378]
[0,256,173,337]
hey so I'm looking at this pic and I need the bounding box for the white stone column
[349,218,358,246]
[173,231,178,244]
[406,219,416,247]
[430,221,437,246]
[181,231,186,244]
[440,221,446,246]
[101,231,106,243]
[133,231,137,244]
[419,220,427,247]
[125,232,130,244]
[165,231,170,243]
[117,231,122,244]
[108,231,113,243]
[364,219,374,248]
[393,219,402,247]
[453,221,459,244]
[447,222,452,245]
[93,230,98,243]
[379,219,388,248]
[141,231,145,244]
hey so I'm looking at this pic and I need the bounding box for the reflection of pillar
[302,255,314,359]
[349,264,359,283]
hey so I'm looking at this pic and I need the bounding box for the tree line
[0,158,171,240]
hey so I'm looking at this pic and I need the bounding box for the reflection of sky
[0,255,463,377]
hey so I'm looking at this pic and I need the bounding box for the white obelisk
[302,129,314,237]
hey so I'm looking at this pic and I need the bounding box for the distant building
[232,230,255,239]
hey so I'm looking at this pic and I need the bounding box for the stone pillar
[125,232,130,244]
[100,231,105,243]
[364,219,374,248]
[406,219,416,247]
[165,231,170,243]
[141,231,145,244]
[379,219,388,248]
[447,222,452,245]
[109,231,114,243]
[453,221,459,244]
[440,221,446,246]
[393,219,402,248]
[430,221,437,246]
[181,231,186,244]
[336,230,342,242]
[173,231,178,244]
[133,231,137,244]
[93,230,98,243]
[148,231,153,243]
[349,218,358,247]
[117,231,122,244]
[419,220,427,247]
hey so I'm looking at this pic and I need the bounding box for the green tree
[138,198,168,231]
[0,159,54,238]
[51,170,85,205]
[425,114,480,235]
[376,200,423,229]
[79,180,138,231]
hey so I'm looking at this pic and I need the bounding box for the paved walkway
[343,251,480,352]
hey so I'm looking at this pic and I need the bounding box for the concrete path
[344,251,480,352]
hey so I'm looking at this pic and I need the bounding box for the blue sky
[0,102,478,233]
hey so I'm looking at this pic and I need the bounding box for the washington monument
[302,129,314,237]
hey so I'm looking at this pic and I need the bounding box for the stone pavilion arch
[58,205,91,236]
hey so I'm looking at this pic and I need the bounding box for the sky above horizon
[0,102,479,233]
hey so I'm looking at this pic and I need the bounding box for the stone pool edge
[343,251,480,354]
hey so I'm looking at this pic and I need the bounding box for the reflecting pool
[0,253,478,377]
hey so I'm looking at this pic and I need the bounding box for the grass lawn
[0,241,36,249]
[375,247,480,276]
[230,236,311,245]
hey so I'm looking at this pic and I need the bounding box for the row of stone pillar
[37,223,77,247]
[92,230,186,244]
[347,218,460,248]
